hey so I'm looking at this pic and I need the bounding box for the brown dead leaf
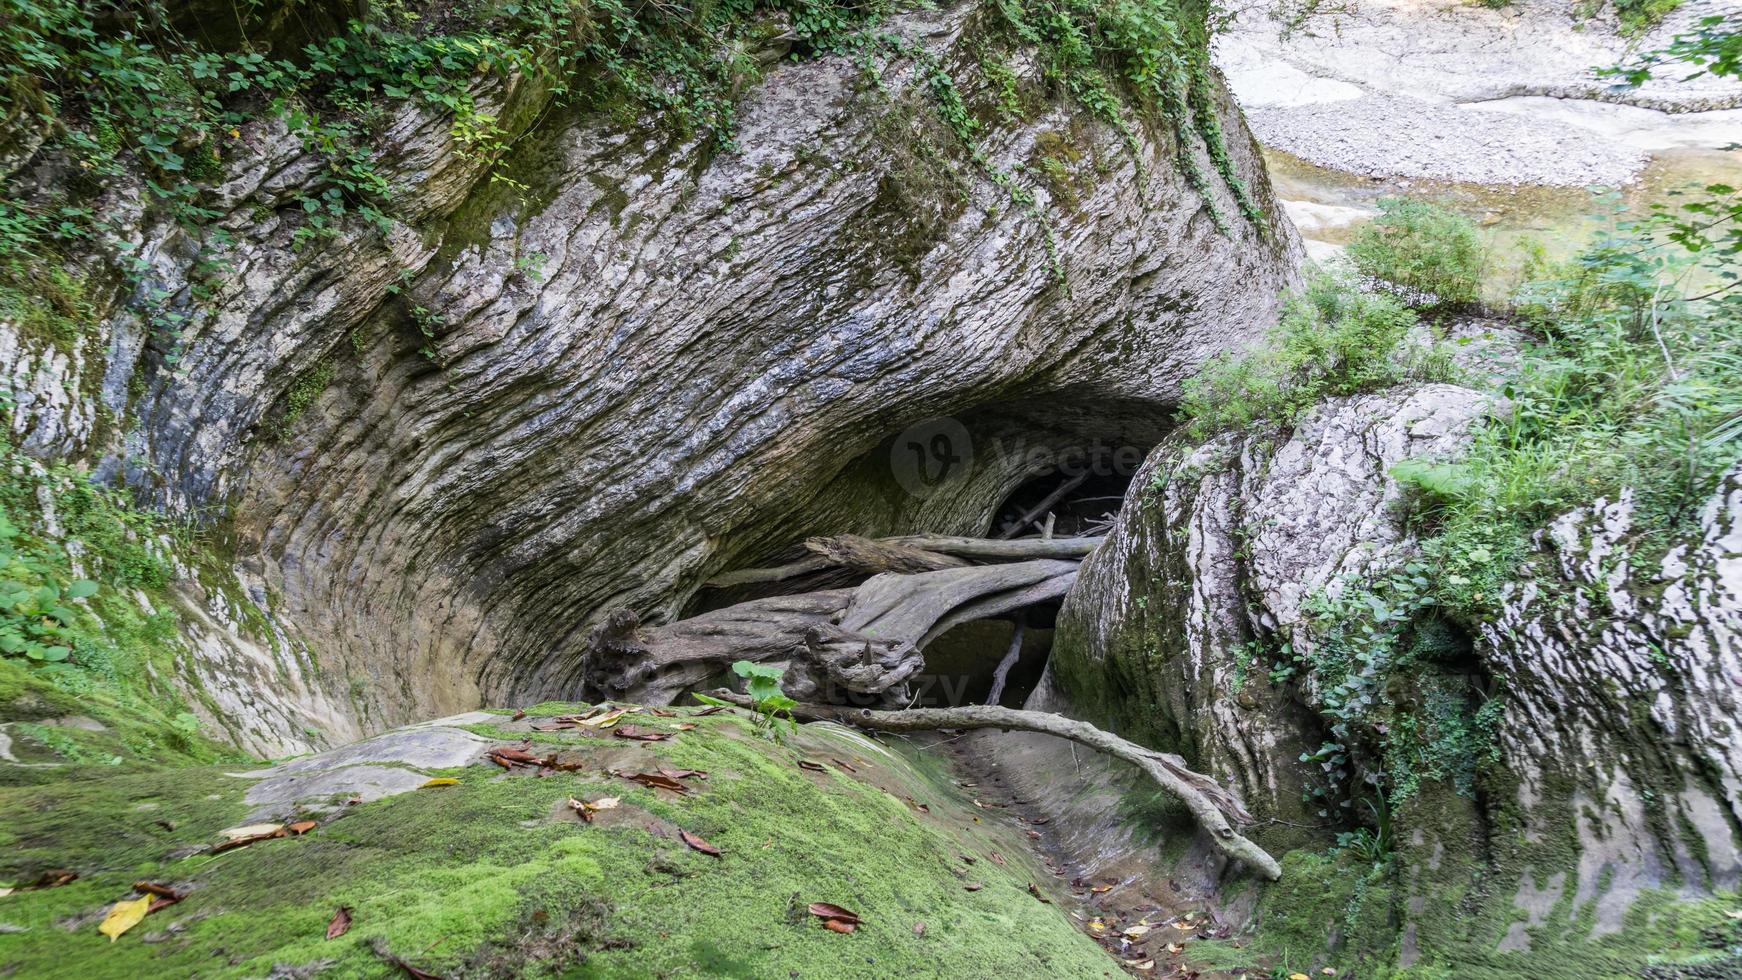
[831,759,857,773]
[530,723,574,732]
[796,760,827,772]
[490,746,543,765]
[1165,942,1183,954]
[567,796,621,823]
[678,829,721,857]
[656,766,707,781]
[1027,883,1052,904]
[24,869,76,890]
[963,883,983,892]
[132,882,182,901]
[1026,830,1042,839]
[211,826,288,853]
[287,820,317,835]
[648,707,676,717]
[1091,883,1114,894]
[807,902,860,924]
[612,726,672,742]
[693,705,726,716]
[510,709,527,722]
[822,918,855,934]
[327,906,353,940]
[617,770,689,793]
[987,851,1006,866]
[575,708,629,729]
[674,723,696,731]
[1123,959,1155,972]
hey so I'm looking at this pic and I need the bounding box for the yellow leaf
[577,709,628,729]
[1123,925,1150,938]
[420,778,459,788]
[219,822,282,840]
[1289,973,1311,980]
[1172,920,1195,930]
[1087,918,1107,932]
[98,896,152,942]
[1122,959,1155,971]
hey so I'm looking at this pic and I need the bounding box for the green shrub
[1346,197,1487,308]
[1179,270,1429,438]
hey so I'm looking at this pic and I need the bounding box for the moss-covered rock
[0,704,1119,978]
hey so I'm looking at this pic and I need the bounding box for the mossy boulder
[0,703,1119,978]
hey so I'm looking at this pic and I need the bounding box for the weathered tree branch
[704,692,1281,880]
[881,534,1102,559]
[704,534,1103,589]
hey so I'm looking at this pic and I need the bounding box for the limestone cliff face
[1050,379,1742,965]
[0,3,1299,747]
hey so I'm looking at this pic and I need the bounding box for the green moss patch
[0,709,1116,978]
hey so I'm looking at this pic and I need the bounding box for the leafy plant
[694,659,799,739]
[1346,197,1487,308]
[1178,269,1436,438]
[0,513,97,663]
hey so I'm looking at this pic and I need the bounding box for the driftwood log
[585,557,1087,705]
[705,691,1283,881]
[705,534,1103,589]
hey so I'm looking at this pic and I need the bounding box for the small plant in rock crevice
[696,659,798,740]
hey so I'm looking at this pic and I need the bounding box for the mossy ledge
[0,704,1119,978]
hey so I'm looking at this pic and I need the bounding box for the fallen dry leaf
[1171,921,1195,931]
[1320,971,1338,977]
[490,746,543,765]
[327,906,353,940]
[674,723,696,731]
[1091,882,1114,894]
[656,766,707,781]
[510,709,527,722]
[420,777,459,788]
[1088,918,1107,933]
[1288,974,1310,980]
[567,796,622,823]
[823,918,855,934]
[1124,925,1151,939]
[1123,959,1155,972]
[1166,942,1183,954]
[1027,883,1052,903]
[807,902,860,925]
[612,726,672,742]
[987,851,1006,866]
[617,770,689,793]
[963,883,983,892]
[211,826,288,854]
[22,869,76,890]
[693,705,726,716]
[219,823,282,840]
[576,708,629,729]
[648,707,676,717]
[98,895,152,942]
[678,829,722,857]
[132,882,182,901]
[831,759,857,773]
[288,820,317,835]
[796,760,827,772]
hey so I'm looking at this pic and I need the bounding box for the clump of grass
[1178,270,1437,439]
[1346,197,1487,309]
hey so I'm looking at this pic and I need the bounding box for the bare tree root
[705,691,1283,881]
